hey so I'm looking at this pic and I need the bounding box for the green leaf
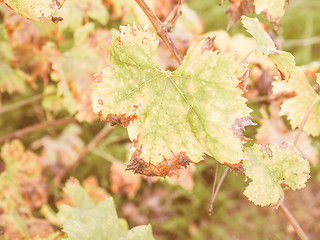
[243,143,310,206]
[58,178,154,240]
[269,51,296,80]
[254,0,287,25]
[241,16,295,80]
[55,0,108,33]
[2,0,65,21]
[0,62,26,94]
[272,68,320,136]
[118,225,154,240]
[92,25,252,177]
[51,25,109,121]
[0,24,26,94]
[241,16,275,55]
[316,73,320,86]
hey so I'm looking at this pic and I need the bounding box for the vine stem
[279,204,309,240]
[134,0,183,64]
[208,162,219,215]
[53,123,113,185]
[0,118,77,144]
[0,93,44,116]
[164,0,185,28]
[208,166,229,215]
[293,96,320,146]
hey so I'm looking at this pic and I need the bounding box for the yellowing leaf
[3,0,65,21]
[243,143,310,206]
[241,16,275,55]
[92,25,253,177]
[272,68,320,136]
[0,140,53,239]
[55,0,109,33]
[241,16,295,80]
[58,178,154,240]
[254,0,288,25]
[51,25,111,121]
[0,24,26,94]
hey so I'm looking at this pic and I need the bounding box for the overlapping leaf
[243,143,310,206]
[242,16,295,80]
[254,0,288,25]
[51,24,111,121]
[2,0,65,21]
[273,69,320,136]
[58,178,154,240]
[92,25,252,177]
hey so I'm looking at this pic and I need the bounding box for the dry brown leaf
[226,0,254,29]
[83,176,109,204]
[111,161,142,199]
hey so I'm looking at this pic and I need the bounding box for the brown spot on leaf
[51,16,63,23]
[94,72,103,83]
[224,161,246,176]
[98,99,103,105]
[232,116,256,141]
[106,112,138,127]
[126,149,193,178]
[126,150,160,176]
[260,144,273,157]
[237,69,251,92]
[106,105,139,127]
[97,110,105,120]
[201,36,216,53]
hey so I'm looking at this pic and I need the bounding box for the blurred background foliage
[0,0,320,239]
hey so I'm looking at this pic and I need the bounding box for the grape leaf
[0,24,26,94]
[58,178,154,240]
[241,16,295,80]
[51,24,111,121]
[2,0,65,21]
[243,143,310,206]
[92,25,253,177]
[55,0,109,33]
[272,68,320,136]
[317,73,320,86]
[32,124,84,169]
[0,140,53,239]
[254,0,288,26]
[241,16,276,55]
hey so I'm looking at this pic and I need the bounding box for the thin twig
[134,0,183,64]
[293,96,319,146]
[208,162,219,215]
[0,118,77,144]
[77,123,113,160]
[53,123,113,185]
[0,93,44,116]
[279,204,309,240]
[164,0,185,29]
[208,167,230,215]
[240,50,254,64]
[283,36,320,47]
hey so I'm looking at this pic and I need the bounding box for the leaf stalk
[134,0,183,64]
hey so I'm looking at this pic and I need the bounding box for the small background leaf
[243,143,310,206]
